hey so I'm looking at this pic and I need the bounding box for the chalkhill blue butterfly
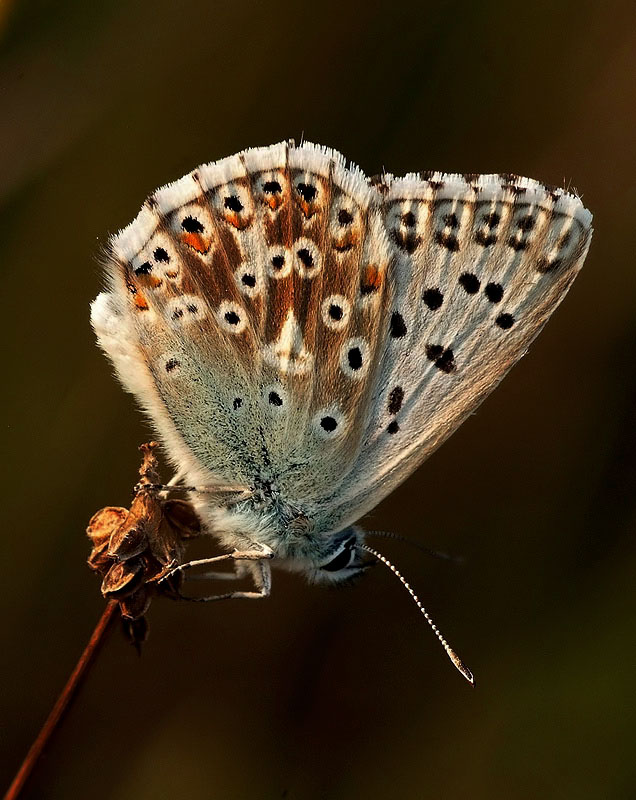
[91,141,592,682]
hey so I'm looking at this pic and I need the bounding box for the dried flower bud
[123,616,149,651]
[87,538,111,573]
[119,588,152,621]
[87,507,128,548]
[86,442,201,647]
[101,558,144,597]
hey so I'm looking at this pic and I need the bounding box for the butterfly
[91,140,592,682]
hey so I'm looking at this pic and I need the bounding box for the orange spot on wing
[333,233,359,252]
[134,292,149,310]
[135,272,163,290]
[299,200,316,219]
[361,265,383,294]
[224,211,251,230]
[182,232,209,253]
[265,195,282,210]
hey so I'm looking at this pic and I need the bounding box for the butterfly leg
[186,555,268,582]
[187,567,242,581]
[172,559,272,603]
[161,545,273,602]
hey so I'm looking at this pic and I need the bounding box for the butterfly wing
[92,141,380,494]
[92,142,592,534]
[314,168,592,533]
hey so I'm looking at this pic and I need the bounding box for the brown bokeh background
[2,1,635,798]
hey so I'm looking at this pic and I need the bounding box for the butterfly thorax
[191,477,329,561]
[190,492,364,582]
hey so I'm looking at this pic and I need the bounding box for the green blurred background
[2,1,635,797]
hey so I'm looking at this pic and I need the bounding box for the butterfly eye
[319,538,357,572]
[321,548,353,572]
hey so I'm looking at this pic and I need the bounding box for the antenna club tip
[448,648,475,686]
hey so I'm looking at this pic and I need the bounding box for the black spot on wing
[391,229,420,254]
[475,230,497,247]
[320,416,338,432]
[484,283,504,303]
[296,182,317,202]
[181,216,204,233]
[263,180,282,194]
[434,231,460,252]
[388,386,404,414]
[348,347,363,370]
[459,273,480,294]
[390,312,407,338]
[425,344,456,373]
[224,195,244,212]
[423,288,443,310]
[496,313,515,329]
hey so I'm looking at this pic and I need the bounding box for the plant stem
[4,600,118,800]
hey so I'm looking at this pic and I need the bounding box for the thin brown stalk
[4,600,118,800]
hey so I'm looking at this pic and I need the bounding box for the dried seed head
[86,442,201,647]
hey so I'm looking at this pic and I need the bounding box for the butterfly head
[282,526,368,585]
[312,527,368,583]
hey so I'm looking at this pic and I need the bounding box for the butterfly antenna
[357,543,474,686]
[366,530,463,564]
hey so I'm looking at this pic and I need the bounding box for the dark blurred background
[2,1,635,797]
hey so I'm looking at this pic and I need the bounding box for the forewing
[316,170,592,533]
[91,142,386,494]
